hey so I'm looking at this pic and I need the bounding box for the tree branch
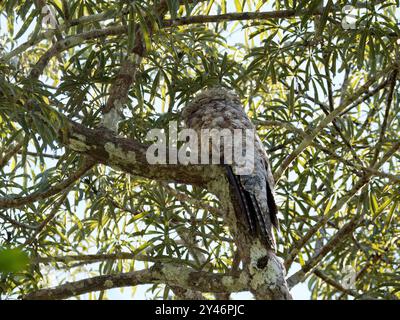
[0,0,207,63]
[0,158,95,209]
[256,120,400,184]
[22,263,248,300]
[208,173,292,300]
[0,211,39,230]
[29,26,128,79]
[23,189,70,247]
[371,70,398,166]
[62,120,219,186]
[313,269,357,297]
[34,252,199,269]
[339,76,392,116]
[284,142,400,270]
[0,137,25,170]
[162,9,317,27]
[275,64,397,181]
[287,215,361,288]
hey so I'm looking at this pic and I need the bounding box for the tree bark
[208,173,292,300]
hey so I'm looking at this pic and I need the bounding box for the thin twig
[23,190,69,247]
[0,159,95,209]
[275,64,396,181]
[371,70,398,166]
[0,212,40,230]
[284,142,400,270]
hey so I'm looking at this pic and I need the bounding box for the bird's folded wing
[225,165,276,249]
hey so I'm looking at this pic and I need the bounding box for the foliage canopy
[0,0,399,300]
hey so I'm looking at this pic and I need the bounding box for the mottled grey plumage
[182,87,279,249]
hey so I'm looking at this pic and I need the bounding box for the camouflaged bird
[182,87,279,249]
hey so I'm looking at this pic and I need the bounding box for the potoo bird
[182,87,279,249]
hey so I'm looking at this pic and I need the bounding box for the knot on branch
[256,255,269,269]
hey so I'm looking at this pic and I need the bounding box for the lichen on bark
[104,142,137,165]
[207,171,292,300]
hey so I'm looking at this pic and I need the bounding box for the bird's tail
[225,165,276,249]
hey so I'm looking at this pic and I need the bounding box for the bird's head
[182,86,241,122]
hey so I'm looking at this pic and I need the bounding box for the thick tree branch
[63,121,218,185]
[208,173,292,300]
[22,263,248,300]
[99,0,173,118]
